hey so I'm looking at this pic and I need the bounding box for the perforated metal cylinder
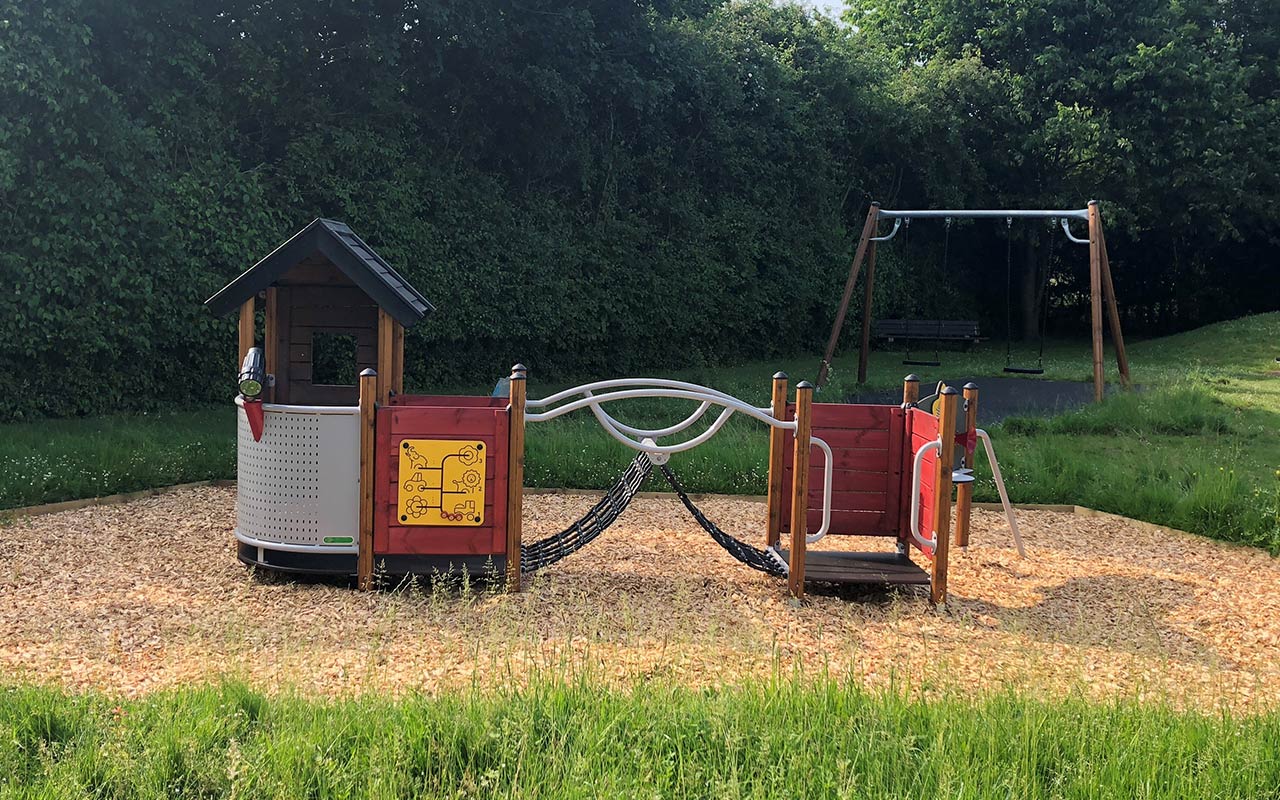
[234,400,360,553]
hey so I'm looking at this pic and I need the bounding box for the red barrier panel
[374,400,509,557]
[903,408,939,556]
[779,402,905,538]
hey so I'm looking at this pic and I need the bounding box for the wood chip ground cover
[2,486,1277,710]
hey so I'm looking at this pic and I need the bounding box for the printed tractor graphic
[396,439,486,526]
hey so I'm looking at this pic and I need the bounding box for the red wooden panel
[809,428,892,450]
[803,508,896,536]
[392,394,507,409]
[388,407,507,436]
[780,402,905,538]
[904,408,938,557]
[910,408,938,438]
[824,448,893,472]
[808,403,895,430]
[806,489,888,513]
[830,469,895,493]
[373,404,509,557]
[884,407,905,534]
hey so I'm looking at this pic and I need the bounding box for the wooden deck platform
[778,549,930,586]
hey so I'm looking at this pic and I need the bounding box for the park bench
[873,319,983,347]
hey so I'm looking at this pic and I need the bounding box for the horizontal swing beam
[879,208,1091,221]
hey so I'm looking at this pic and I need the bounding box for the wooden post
[356,369,378,591]
[237,297,255,365]
[392,320,405,395]
[902,373,920,406]
[930,386,959,606]
[765,372,789,547]
[1087,202,1106,403]
[1095,211,1132,389]
[377,309,394,405]
[817,204,880,389]
[954,382,978,548]
[263,288,277,402]
[856,240,878,384]
[788,381,814,599]
[506,364,527,590]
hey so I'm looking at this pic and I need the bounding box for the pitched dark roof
[204,219,435,327]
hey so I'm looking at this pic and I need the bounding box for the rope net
[519,451,788,580]
[520,452,653,573]
[658,465,789,578]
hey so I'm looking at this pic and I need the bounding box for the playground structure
[817,202,1133,401]
[208,220,1023,604]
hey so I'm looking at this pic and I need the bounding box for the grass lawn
[4,680,1278,799]
[1,313,1277,551]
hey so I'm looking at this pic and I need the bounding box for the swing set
[816,202,1133,400]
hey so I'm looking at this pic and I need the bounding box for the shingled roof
[204,219,434,326]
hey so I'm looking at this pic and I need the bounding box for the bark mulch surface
[2,486,1277,709]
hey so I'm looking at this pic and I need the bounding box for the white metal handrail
[527,378,766,412]
[909,439,941,550]
[976,429,1026,558]
[524,380,834,541]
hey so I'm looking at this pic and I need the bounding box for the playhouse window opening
[312,332,358,386]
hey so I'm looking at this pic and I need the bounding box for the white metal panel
[235,401,360,553]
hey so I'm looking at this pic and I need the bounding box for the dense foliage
[1,0,1276,418]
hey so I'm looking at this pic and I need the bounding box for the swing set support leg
[817,205,879,389]
[1087,201,1132,401]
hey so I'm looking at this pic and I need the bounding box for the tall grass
[988,383,1280,553]
[0,408,234,508]
[2,680,1278,799]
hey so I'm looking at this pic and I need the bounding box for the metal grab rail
[909,439,941,551]
[524,380,834,541]
[871,217,902,242]
[975,429,1026,558]
[526,387,790,433]
[1060,217,1091,245]
[907,431,1026,558]
[527,378,765,411]
[806,438,833,544]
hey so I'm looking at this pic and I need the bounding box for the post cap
[359,368,377,378]
[510,363,528,377]
[773,371,788,380]
[903,373,920,383]
[941,385,959,395]
[1088,199,1098,206]
[796,380,814,390]
[963,382,979,390]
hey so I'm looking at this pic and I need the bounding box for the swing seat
[1003,366,1044,375]
[904,359,942,367]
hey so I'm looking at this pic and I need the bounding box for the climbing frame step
[777,549,930,586]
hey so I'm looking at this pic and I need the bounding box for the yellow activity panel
[397,439,486,526]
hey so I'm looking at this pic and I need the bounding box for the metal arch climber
[519,376,839,558]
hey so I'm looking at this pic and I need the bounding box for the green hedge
[2,0,1277,420]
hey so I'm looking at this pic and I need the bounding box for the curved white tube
[584,391,713,439]
[589,404,739,455]
[909,439,941,550]
[524,379,833,545]
[525,387,795,431]
[1060,217,1091,245]
[805,436,833,543]
[528,378,765,411]
[975,429,1026,558]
